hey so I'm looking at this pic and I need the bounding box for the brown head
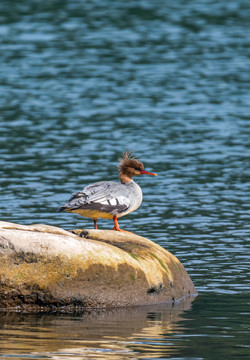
[118,152,157,184]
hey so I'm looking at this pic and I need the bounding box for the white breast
[116,181,143,218]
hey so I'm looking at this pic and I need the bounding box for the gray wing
[58,181,130,215]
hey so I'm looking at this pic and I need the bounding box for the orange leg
[112,216,134,233]
[94,219,98,230]
[112,215,121,231]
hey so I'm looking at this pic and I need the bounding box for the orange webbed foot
[112,226,134,234]
[112,216,134,234]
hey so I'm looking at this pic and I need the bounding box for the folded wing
[58,181,130,215]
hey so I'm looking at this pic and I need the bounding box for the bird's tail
[57,206,66,212]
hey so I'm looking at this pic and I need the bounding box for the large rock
[0,221,197,312]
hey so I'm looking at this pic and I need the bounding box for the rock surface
[0,221,197,312]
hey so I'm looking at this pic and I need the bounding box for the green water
[0,0,249,358]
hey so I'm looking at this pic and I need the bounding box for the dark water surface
[0,0,249,359]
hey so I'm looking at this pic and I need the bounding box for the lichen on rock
[0,221,197,312]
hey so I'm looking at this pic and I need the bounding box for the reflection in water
[0,297,194,359]
[1,294,249,359]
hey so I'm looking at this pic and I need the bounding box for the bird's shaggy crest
[118,152,144,175]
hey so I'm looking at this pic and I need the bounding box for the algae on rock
[0,221,197,312]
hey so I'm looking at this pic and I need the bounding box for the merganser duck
[57,152,157,231]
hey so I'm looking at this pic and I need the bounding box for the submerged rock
[0,221,197,312]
